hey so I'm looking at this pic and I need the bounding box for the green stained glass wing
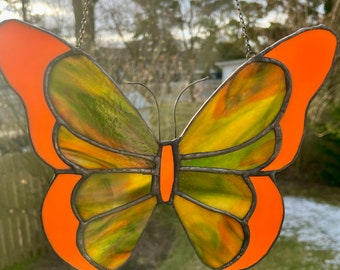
[78,196,157,269]
[73,172,156,269]
[181,130,276,170]
[57,125,154,169]
[46,52,159,164]
[74,173,154,221]
[177,172,253,218]
[174,195,247,269]
[178,60,288,156]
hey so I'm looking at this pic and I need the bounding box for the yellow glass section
[178,172,252,218]
[74,173,153,220]
[48,54,158,155]
[174,196,244,269]
[58,125,155,169]
[83,197,156,269]
[181,130,275,170]
[179,62,286,154]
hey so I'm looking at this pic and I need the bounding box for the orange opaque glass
[0,20,70,169]
[159,144,175,202]
[0,18,337,270]
[224,176,283,270]
[264,28,337,170]
[42,174,96,270]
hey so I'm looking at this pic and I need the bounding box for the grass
[252,237,339,270]
[3,257,40,270]
[276,165,340,206]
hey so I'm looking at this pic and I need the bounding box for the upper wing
[176,26,337,269]
[0,20,159,168]
[46,52,159,162]
[179,59,288,170]
[179,25,337,170]
[0,20,159,270]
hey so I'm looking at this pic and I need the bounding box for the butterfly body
[0,20,337,270]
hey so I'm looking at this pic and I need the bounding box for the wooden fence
[0,151,52,269]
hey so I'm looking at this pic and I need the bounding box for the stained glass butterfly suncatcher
[0,20,337,270]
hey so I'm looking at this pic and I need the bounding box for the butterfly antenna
[173,76,209,137]
[125,82,161,140]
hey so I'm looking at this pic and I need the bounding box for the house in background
[216,59,245,81]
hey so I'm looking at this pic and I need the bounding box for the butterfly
[0,19,337,270]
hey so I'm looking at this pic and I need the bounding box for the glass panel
[82,197,157,269]
[178,172,252,218]
[75,173,153,220]
[179,62,286,154]
[47,54,158,155]
[58,125,155,169]
[181,130,276,170]
[174,196,245,269]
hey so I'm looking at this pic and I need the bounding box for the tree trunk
[72,0,96,53]
[21,0,29,22]
[324,0,340,35]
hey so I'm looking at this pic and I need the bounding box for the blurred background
[0,0,339,269]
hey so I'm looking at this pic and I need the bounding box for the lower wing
[173,171,283,269]
[43,172,157,270]
[225,175,283,270]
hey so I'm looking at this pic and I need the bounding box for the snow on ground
[281,196,340,266]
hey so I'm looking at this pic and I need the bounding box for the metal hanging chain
[76,0,90,48]
[234,0,256,59]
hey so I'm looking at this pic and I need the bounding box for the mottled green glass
[174,196,244,269]
[47,54,158,156]
[178,172,252,218]
[181,130,276,170]
[57,125,155,169]
[75,173,153,220]
[179,62,286,154]
[82,197,156,269]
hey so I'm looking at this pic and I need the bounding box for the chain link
[76,0,90,48]
[234,0,256,59]
[77,0,254,57]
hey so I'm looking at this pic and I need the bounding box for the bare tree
[308,0,340,135]
[72,0,96,53]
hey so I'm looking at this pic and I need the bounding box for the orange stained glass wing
[42,174,96,270]
[263,26,337,170]
[0,20,70,169]
[223,176,283,270]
